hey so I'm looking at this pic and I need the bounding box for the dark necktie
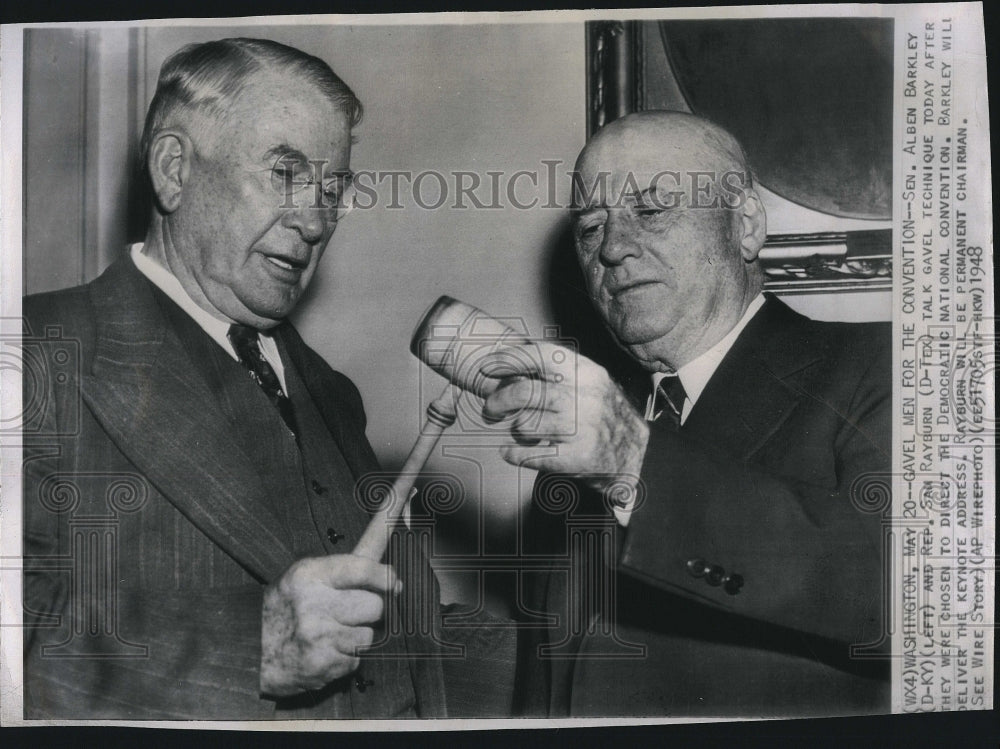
[227,324,298,437]
[653,374,687,429]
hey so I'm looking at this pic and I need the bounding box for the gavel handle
[353,384,457,561]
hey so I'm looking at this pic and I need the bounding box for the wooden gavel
[353,296,530,560]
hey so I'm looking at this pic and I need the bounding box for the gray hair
[138,37,362,169]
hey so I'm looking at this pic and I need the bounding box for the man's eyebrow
[572,186,669,215]
[264,144,308,162]
[263,144,354,181]
[570,205,607,217]
[624,186,659,203]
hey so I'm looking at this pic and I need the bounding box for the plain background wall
[22,21,890,603]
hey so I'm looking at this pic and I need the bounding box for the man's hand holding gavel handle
[260,554,400,697]
[481,343,650,494]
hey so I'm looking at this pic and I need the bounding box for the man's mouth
[263,254,309,273]
[608,280,658,298]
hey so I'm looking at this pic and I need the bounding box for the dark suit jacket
[516,295,892,718]
[21,254,512,719]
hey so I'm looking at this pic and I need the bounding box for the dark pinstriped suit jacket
[22,254,512,719]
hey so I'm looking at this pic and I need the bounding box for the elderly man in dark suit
[484,111,891,717]
[22,37,508,719]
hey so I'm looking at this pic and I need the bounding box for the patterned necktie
[227,324,298,437]
[653,374,687,429]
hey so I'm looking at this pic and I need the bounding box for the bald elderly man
[485,112,890,717]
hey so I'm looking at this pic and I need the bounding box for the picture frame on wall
[586,18,893,295]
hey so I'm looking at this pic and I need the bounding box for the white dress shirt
[643,293,766,425]
[616,293,766,526]
[131,243,288,392]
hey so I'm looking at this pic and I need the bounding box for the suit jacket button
[311,480,327,495]
[686,558,707,578]
[326,528,344,544]
[706,564,726,586]
[724,573,744,595]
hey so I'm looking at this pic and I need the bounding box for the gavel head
[409,296,534,398]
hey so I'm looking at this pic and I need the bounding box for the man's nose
[599,212,642,266]
[281,202,331,244]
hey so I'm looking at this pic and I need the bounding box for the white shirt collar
[646,293,766,423]
[130,243,287,390]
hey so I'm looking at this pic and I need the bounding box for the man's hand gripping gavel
[261,296,648,697]
[403,295,649,491]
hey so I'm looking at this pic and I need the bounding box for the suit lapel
[79,256,296,583]
[682,295,824,460]
[276,324,379,480]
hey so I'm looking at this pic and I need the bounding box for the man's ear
[738,188,767,262]
[148,130,191,214]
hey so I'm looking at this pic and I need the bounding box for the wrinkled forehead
[573,118,745,208]
[202,71,353,161]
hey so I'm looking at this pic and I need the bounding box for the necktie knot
[653,374,687,427]
[227,323,259,349]
[227,324,298,437]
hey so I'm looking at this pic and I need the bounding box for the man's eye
[633,206,668,219]
[577,223,605,242]
[271,165,311,193]
[321,185,342,206]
